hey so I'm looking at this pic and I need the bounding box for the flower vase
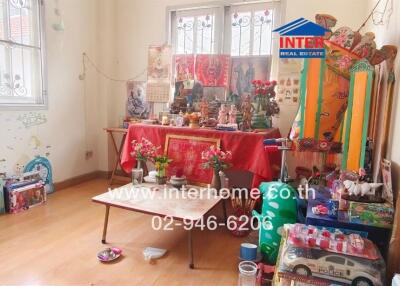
[256,96,262,113]
[156,176,167,185]
[211,169,221,190]
[132,160,144,185]
[156,168,167,185]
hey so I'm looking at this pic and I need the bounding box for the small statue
[200,97,209,120]
[343,180,383,197]
[170,82,187,114]
[240,95,254,131]
[228,104,237,124]
[218,104,228,125]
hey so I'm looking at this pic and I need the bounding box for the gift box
[4,181,46,214]
[348,202,394,229]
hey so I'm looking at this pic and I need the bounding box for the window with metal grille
[231,6,274,56]
[172,7,223,55]
[0,0,46,108]
[169,2,279,57]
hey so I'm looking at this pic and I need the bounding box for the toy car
[281,245,385,286]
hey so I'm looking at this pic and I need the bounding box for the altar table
[121,124,281,188]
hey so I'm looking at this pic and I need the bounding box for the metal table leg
[222,200,227,223]
[102,205,110,244]
[188,229,194,269]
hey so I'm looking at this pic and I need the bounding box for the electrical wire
[357,0,383,32]
[81,52,147,83]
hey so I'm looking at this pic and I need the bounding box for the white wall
[0,0,105,182]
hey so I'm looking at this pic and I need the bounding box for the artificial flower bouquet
[251,79,280,116]
[201,145,232,171]
[154,155,172,178]
[131,138,160,163]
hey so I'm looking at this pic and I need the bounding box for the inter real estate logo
[273,18,329,58]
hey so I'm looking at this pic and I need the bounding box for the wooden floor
[0,179,243,286]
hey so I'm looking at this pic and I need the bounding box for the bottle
[238,261,257,286]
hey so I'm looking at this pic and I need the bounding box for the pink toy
[287,224,380,260]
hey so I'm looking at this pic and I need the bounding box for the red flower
[265,80,271,86]
[257,79,262,85]
[271,80,277,85]
[251,80,257,85]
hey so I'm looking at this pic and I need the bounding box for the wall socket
[85,150,94,160]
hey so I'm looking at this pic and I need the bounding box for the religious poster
[229,56,271,100]
[126,81,150,118]
[175,54,195,82]
[147,45,172,83]
[195,54,230,87]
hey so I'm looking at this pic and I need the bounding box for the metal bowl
[97,247,122,262]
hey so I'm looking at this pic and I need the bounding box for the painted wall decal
[17,112,47,128]
[24,157,54,194]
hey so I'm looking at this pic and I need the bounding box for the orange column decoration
[341,59,374,171]
[303,58,323,139]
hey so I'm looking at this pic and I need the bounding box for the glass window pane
[176,16,194,54]
[9,0,40,47]
[0,0,6,40]
[231,12,251,56]
[23,47,41,101]
[253,10,273,56]
[11,45,40,100]
[0,43,12,97]
[196,14,214,54]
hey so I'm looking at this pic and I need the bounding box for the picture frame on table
[164,134,220,186]
[229,56,271,101]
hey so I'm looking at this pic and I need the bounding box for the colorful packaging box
[348,202,394,229]
[4,181,46,214]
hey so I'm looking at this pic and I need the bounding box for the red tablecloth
[121,124,281,188]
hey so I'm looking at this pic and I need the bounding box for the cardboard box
[4,181,46,214]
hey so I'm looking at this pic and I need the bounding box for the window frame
[167,0,284,78]
[169,4,225,55]
[0,0,48,111]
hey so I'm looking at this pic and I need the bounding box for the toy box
[274,224,386,286]
[348,202,393,229]
[4,181,46,214]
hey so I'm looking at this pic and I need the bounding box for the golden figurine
[200,97,209,120]
[240,95,254,131]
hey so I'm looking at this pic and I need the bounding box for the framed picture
[126,81,150,118]
[164,134,220,186]
[229,56,271,100]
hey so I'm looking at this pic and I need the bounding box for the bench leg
[188,229,194,269]
[102,205,110,244]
